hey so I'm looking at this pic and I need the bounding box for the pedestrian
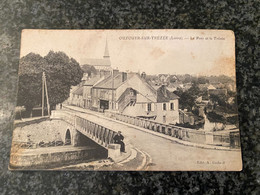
[113,131,126,153]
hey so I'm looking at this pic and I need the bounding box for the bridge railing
[53,110,117,149]
[104,110,240,148]
[74,116,117,148]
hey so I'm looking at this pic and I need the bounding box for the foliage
[210,94,227,107]
[197,76,209,84]
[81,64,97,77]
[174,81,202,111]
[17,73,42,111]
[17,51,83,111]
[174,88,196,111]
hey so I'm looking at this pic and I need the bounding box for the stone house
[86,72,179,124]
[70,85,84,107]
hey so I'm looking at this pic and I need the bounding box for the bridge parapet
[74,116,117,148]
[104,110,240,148]
[51,110,123,160]
[52,110,117,149]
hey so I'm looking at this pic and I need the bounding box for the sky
[20,29,236,76]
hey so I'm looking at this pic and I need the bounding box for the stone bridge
[53,105,242,171]
[51,110,123,160]
[25,105,242,171]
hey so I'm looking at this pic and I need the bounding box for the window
[170,102,174,110]
[147,103,151,111]
[163,103,167,111]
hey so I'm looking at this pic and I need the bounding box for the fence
[104,110,240,148]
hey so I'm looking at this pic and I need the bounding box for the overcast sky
[20,29,235,76]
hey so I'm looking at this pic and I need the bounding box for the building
[158,74,170,84]
[83,72,180,124]
[198,84,216,91]
[208,88,227,96]
[69,85,84,107]
[82,75,105,109]
[81,40,112,71]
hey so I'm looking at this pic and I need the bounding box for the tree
[174,81,201,111]
[189,81,200,97]
[210,94,227,108]
[198,76,209,84]
[17,51,83,114]
[81,64,97,77]
[174,88,197,111]
[17,73,42,113]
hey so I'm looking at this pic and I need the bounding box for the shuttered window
[170,102,174,110]
[163,103,167,111]
[147,103,151,111]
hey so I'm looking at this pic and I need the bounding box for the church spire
[103,38,110,58]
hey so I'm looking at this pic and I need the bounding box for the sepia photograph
[10,29,242,171]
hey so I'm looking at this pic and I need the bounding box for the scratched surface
[0,0,259,194]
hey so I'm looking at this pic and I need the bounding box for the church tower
[81,38,111,72]
[103,39,110,59]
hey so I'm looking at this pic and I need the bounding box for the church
[81,40,112,71]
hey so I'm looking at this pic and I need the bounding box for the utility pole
[111,69,114,110]
[42,72,45,116]
[42,72,50,116]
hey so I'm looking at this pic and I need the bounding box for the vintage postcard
[10,29,242,171]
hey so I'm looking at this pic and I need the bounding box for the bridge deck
[62,105,242,171]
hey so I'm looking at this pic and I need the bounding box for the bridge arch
[65,129,72,145]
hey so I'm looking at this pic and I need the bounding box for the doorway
[100,99,109,110]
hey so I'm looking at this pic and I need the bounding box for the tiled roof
[83,75,103,86]
[150,85,161,90]
[94,73,129,89]
[81,58,111,66]
[157,85,179,103]
[72,86,83,95]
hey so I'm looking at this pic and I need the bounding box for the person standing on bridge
[113,131,126,153]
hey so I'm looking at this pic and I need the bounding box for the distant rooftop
[157,85,179,102]
[81,58,111,66]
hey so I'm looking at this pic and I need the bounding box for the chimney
[113,69,119,75]
[104,70,111,78]
[122,72,127,82]
[99,70,104,77]
[141,72,146,79]
[161,85,167,96]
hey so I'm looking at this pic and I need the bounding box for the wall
[10,146,107,169]
[92,88,115,109]
[179,111,195,125]
[116,74,157,102]
[155,100,179,124]
[12,118,77,146]
[122,99,179,124]
[83,86,93,108]
[71,94,84,108]
[123,103,153,117]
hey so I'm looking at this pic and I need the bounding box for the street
[65,106,242,171]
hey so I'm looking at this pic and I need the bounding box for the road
[64,106,242,171]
